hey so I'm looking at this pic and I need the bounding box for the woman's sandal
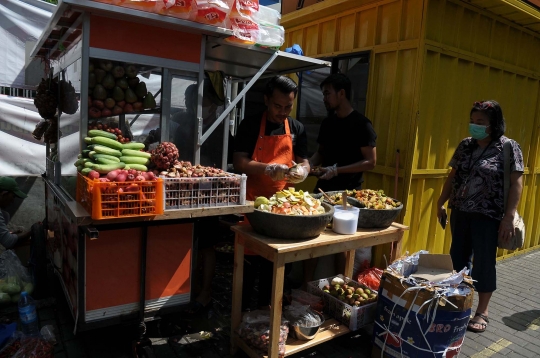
[467,312,489,333]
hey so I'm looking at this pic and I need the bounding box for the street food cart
[28,0,330,355]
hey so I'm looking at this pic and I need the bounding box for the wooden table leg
[267,254,285,358]
[344,249,355,278]
[230,233,245,355]
[390,231,404,263]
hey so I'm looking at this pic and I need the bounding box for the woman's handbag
[500,140,525,250]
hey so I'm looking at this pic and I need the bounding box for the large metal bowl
[290,310,325,341]
[245,202,334,240]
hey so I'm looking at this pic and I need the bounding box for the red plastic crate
[76,173,164,220]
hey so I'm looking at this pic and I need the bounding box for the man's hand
[319,164,338,180]
[287,165,308,184]
[264,163,290,181]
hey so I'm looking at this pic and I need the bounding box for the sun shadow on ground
[501,309,540,331]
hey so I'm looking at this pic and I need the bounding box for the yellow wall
[410,0,540,258]
[282,0,540,261]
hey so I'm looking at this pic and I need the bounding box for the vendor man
[234,75,309,199]
[233,76,309,310]
[309,73,377,277]
[0,177,31,249]
[310,73,377,192]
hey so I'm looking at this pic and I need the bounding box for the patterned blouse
[448,136,524,220]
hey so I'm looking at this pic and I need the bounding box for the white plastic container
[332,205,359,234]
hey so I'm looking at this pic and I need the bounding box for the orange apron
[243,112,294,255]
[246,112,294,201]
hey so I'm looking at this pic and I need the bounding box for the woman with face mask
[436,100,524,333]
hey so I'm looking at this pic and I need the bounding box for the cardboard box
[371,254,474,358]
[382,254,474,314]
[281,0,325,16]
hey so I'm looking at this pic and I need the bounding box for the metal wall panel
[283,0,424,266]
[283,0,540,262]
[417,0,540,257]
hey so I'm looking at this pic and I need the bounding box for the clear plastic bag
[39,326,56,346]
[155,0,194,19]
[237,310,289,356]
[255,22,284,49]
[283,305,321,328]
[0,251,33,305]
[0,332,54,358]
[193,0,231,27]
[388,250,428,277]
[253,4,280,26]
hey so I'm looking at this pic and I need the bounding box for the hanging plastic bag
[0,251,34,305]
[237,310,289,356]
[356,267,383,291]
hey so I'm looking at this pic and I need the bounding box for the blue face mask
[469,123,490,140]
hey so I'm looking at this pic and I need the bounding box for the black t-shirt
[316,110,377,191]
[234,112,308,159]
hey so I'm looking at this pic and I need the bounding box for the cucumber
[90,136,124,151]
[84,161,96,168]
[77,154,83,159]
[96,157,119,165]
[121,149,151,158]
[120,156,150,165]
[86,144,96,151]
[82,150,92,158]
[88,129,118,140]
[93,145,122,157]
[89,151,97,159]
[81,168,93,176]
[92,153,120,162]
[74,158,93,167]
[77,165,84,172]
[124,164,148,172]
[84,137,93,144]
[122,142,146,150]
[92,162,126,174]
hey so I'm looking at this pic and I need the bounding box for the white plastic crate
[307,274,377,331]
[161,174,246,210]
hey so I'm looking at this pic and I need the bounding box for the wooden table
[230,222,409,358]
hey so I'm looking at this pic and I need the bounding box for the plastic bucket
[332,205,359,234]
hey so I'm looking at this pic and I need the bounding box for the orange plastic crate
[76,173,164,220]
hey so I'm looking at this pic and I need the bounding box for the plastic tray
[76,173,163,220]
[307,274,377,331]
[161,174,246,210]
